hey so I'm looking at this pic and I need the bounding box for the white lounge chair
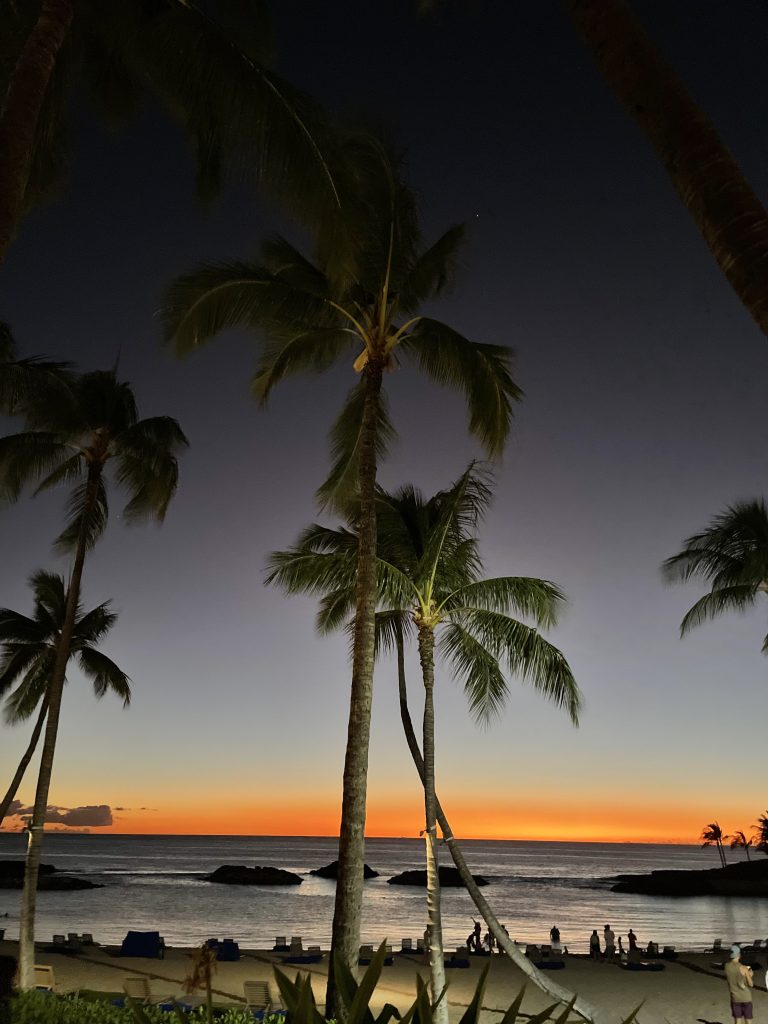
[244,980,281,1015]
[123,977,174,1006]
[289,936,303,954]
[400,938,413,952]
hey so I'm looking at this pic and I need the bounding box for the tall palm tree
[564,0,768,339]
[0,569,130,827]
[701,822,727,867]
[163,138,519,1005]
[753,812,768,856]
[0,367,187,988]
[266,465,581,1020]
[0,1,341,264]
[729,831,753,863]
[663,501,768,650]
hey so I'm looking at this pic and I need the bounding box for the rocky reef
[205,864,303,885]
[611,859,768,897]
[388,866,489,887]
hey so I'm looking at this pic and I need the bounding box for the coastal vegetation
[0,366,187,987]
[267,464,581,1017]
[162,137,519,1011]
[0,570,130,828]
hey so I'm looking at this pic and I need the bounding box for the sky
[1,1,768,844]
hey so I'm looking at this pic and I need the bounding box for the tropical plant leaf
[54,477,109,552]
[77,648,131,705]
[316,380,396,511]
[399,224,466,313]
[443,577,566,629]
[251,325,356,404]
[679,585,760,636]
[438,622,508,723]
[0,432,71,501]
[400,320,521,457]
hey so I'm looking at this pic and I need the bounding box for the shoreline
[2,938,766,1024]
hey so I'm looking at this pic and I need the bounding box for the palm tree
[0,1,341,263]
[267,465,581,1019]
[753,812,768,855]
[663,501,768,651]
[163,138,519,1004]
[0,570,130,827]
[564,0,768,339]
[729,831,753,863]
[0,367,187,988]
[701,822,727,867]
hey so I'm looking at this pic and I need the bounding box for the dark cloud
[16,804,113,827]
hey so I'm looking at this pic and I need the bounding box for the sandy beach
[2,938,766,1024]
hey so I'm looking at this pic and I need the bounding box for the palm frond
[114,417,187,523]
[33,451,84,494]
[399,224,466,312]
[71,602,117,647]
[265,546,358,597]
[77,648,131,705]
[0,609,45,645]
[443,577,566,629]
[438,622,508,724]
[54,476,108,553]
[400,320,521,457]
[0,432,71,500]
[663,501,768,586]
[316,380,395,511]
[317,588,356,635]
[0,645,43,698]
[453,608,581,724]
[260,235,330,295]
[679,585,760,636]
[29,570,69,626]
[251,325,355,405]
[161,261,325,356]
[374,609,412,656]
[3,657,54,724]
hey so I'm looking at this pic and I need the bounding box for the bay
[1,833,766,953]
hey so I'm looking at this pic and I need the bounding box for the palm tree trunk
[417,625,448,1024]
[18,465,99,990]
[394,632,615,1024]
[326,360,384,1018]
[0,698,48,827]
[0,0,74,264]
[564,0,768,339]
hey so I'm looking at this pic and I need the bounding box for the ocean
[1,834,766,953]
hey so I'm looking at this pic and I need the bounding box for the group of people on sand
[588,923,651,962]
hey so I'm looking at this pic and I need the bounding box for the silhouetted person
[628,928,638,953]
[467,921,482,951]
[0,954,17,1024]
[550,925,560,945]
[603,924,615,961]
[589,930,601,960]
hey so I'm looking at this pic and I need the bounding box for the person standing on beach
[628,928,638,954]
[603,924,616,961]
[589,930,601,960]
[725,944,754,1024]
[550,925,560,945]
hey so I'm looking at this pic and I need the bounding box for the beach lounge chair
[289,937,303,954]
[244,980,282,1018]
[661,945,677,960]
[33,965,55,991]
[400,938,413,953]
[708,939,723,953]
[52,934,66,948]
[416,938,425,953]
[445,946,470,969]
[123,977,174,1006]
[119,930,165,959]
[273,936,289,952]
[82,933,95,946]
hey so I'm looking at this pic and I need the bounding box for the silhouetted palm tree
[729,831,753,862]
[0,367,186,987]
[0,1,340,262]
[753,812,768,855]
[0,570,130,827]
[701,822,727,867]
[564,0,768,338]
[267,464,580,1019]
[164,138,520,1005]
[663,501,768,650]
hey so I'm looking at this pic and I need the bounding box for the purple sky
[1,1,767,839]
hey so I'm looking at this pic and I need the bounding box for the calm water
[1,834,766,952]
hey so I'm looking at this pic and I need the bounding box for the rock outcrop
[388,866,489,888]
[205,864,303,886]
[310,860,379,879]
[0,860,100,890]
[611,859,768,897]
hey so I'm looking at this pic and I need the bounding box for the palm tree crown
[753,812,768,855]
[0,367,188,547]
[664,500,768,651]
[267,464,580,723]
[0,569,129,724]
[163,136,520,507]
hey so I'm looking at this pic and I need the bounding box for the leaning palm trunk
[394,634,623,1024]
[0,0,74,264]
[417,626,448,1024]
[327,361,384,1017]
[0,698,48,827]
[564,0,768,339]
[18,467,99,989]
